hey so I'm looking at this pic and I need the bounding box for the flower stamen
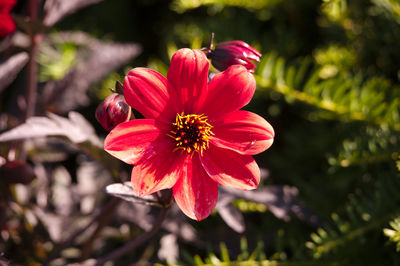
[168,113,213,155]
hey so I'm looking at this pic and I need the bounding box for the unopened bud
[95,93,132,131]
[0,0,16,38]
[0,160,36,185]
[210,40,262,73]
[0,0,17,12]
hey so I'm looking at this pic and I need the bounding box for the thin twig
[25,0,42,120]
[25,38,38,119]
[79,198,121,260]
[43,198,121,265]
[94,207,169,265]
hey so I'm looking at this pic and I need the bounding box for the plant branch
[94,207,169,265]
[43,198,121,265]
[25,0,42,120]
[79,198,121,260]
[25,37,38,119]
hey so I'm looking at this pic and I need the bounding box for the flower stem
[201,32,215,58]
[94,207,169,265]
[209,32,214,50]
[25,37,38,119]
[43,198,121,265]
[79,198,122,260]
[25,0,42,120]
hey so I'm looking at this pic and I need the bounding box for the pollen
[168,113,214,155]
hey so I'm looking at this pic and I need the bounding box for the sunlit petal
[200,145,260,190]
[211,110,274,155]
[173,155,218,221]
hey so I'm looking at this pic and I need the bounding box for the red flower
[210,40,261,73]
[104,49,274,220]
[0,0,16,38]
[95,93,132,131]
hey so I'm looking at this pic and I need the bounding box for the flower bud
[0,0,16,38]
[0,14,16,38]
[0,0,17,13]
[210,40,262,73]
[95,93,132,131]
[0,160,36,185]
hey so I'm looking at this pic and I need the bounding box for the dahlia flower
[104,48,274,220]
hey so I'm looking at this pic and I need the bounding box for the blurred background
[1,0,400,265]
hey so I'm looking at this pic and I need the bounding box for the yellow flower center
[168,113,214,155]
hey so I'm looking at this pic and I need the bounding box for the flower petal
[173,155,218,221]
[130,139,185,197]
[200,65,256,120]
[200,145,260,190]
[124,68,176,122]
[104,119,164,165]
[210,110,274,155]
[167,48,209,113]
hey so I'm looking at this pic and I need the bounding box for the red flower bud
[0,160,36,185]
[210,40,262,73]
[95,93,132,131]
[0,0,16,38]
[0,13,15,38]
[0,0,16,13]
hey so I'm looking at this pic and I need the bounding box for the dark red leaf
[220,186,320,225]
[0,111,101,146]
[0,52,29,94]
[216,194,245,233]
[43,0,103,26]
[104,182,160,206]
[40,32,141,113]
